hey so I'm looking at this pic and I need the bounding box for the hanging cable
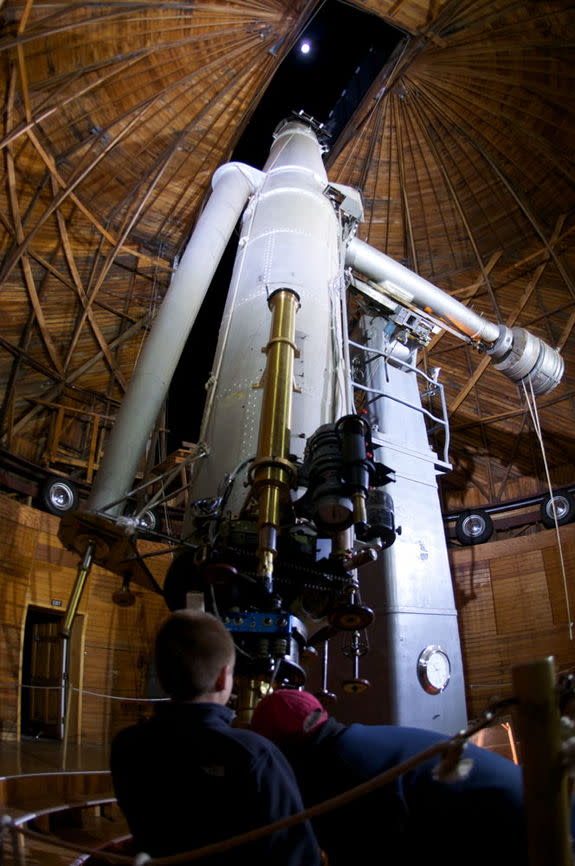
[522,378,573,640]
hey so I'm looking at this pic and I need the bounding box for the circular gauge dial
[417,645,451,694]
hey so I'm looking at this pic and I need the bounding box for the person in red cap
[251,688,330,740]
[250,688,556,866]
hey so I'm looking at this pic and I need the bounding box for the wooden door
[22,610,65,739]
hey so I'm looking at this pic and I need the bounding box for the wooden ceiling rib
[0,0,315,467]
[0,0,574,508]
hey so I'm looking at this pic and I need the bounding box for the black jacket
[110,702,321,865]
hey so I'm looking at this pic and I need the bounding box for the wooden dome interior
[1,0,573,515]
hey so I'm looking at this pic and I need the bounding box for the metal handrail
[348,339,451,466]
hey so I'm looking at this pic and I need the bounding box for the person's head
[250,689,328,745]
[155,609,235,703]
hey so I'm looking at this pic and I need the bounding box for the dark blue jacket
[110,702,321,865]
[281,718,538,866]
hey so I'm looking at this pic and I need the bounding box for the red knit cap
[251,689,328,744]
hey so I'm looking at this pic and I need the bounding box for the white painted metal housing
[187,119,350,519]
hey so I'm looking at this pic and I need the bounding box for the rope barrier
[5,741,450,865]
[71,690,168,703]
[0,681,169,702]
[1,700,513,866]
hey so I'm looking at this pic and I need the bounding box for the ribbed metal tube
[346,237,500,342]
[253,289,300,588]
[346,237,564,394]
[88,162,265,515]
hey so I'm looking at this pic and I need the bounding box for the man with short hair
[110,612,321,865]
[250,688,552,866]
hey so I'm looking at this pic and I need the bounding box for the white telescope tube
[187,119,348,516]
[88,162,265,514]
[347,237,499,342]
[346,237,563,395]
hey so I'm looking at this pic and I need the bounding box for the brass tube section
[234,677,268,727]
[62,540,95,638]
[331,528,353,562]
[352,491,367,526]
[254,289,299,591]
[511,657,572,866]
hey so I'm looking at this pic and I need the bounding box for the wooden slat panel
[0,494,168,743]
[450,523,575,719]
[490,551,553,636]
[543,543,575,627]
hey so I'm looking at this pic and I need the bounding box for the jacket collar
[154,701,236,725]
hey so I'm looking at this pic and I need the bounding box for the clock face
[417,645,451,694]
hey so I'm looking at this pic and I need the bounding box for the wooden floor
[0,739,110,777]
[0,739,129,866]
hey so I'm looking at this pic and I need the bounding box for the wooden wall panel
[544,543,575,627]
[450,525,575,720]
[0,498,36,738]
[0,494,169,744]
[490,551,554,635]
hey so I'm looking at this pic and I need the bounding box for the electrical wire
[522,378,573,640]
